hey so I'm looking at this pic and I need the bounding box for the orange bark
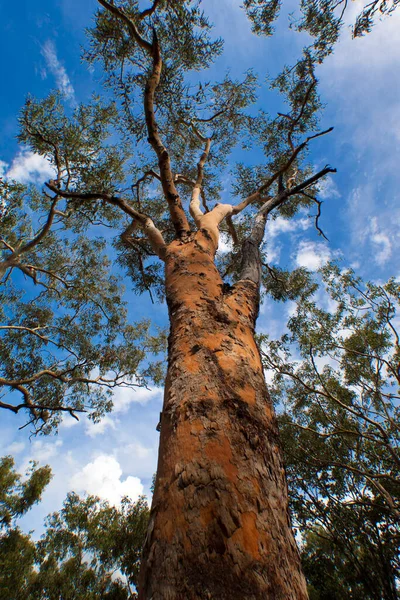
[138,229,308,599]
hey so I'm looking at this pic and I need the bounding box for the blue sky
[1,0,400,535]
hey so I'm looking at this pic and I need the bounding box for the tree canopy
[0,456,149,600]
[261,265,400,598]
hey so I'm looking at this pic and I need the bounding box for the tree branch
[256,165,337,218]
[138,0,162,20]
[97,0,152,52]
[98,1,191,238]
[189,137,211,226]
[143,30,191,237]
[45,183,167,259]
[233,127,334,214]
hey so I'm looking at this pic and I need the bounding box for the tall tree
[0,455,51,599]
[12,1,339,597]
[7,0,393,596]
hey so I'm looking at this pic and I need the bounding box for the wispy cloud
[347,185,399,270]
[0,160,8,178]
[369,216,392,266]
[318,175,341,201]
[85,415,118,438]
[112,385,162,414]
[317,12,400,275]
[41,39,75,102]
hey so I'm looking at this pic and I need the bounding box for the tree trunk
[138,230,308,599]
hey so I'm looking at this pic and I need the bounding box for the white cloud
[6,149,55,185]
[69,455,144,506]
[112,386,162,414]
[264,216,310,264]
[19,439,63,474]
[318,175,341,201]
[41,40,75,102]
[268,216,310,238]
[85,415,117,438]
[217,232,233,254]
[122,441,152,462]
[294,240,332,270]
[59,414,81,430]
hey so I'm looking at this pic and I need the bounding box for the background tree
[244,0,400,57]
[30,493,149,600]
[261,264,400,599]
[0,455,51,599]
[0,456,149,600]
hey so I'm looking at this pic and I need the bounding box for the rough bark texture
[138,230,307,599]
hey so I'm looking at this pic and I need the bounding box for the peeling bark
[138,231,308,599]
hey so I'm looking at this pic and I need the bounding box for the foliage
[0,456,51,599]
[261,264,400,598]
[244,0,400,58]
[0,456,149,600]
[0,175,166,433]
[30,493,149,599]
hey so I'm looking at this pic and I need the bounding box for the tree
[261,264,400,598]
[0,456,149,600]
[30,493,149,600]
[0,107,165,434]
[3,0,397,597]
[0,455,51,599]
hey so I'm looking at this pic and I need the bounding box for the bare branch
[299,191,329,240]
[45,183,167,259]
[190,138,211,226]
[233,127,335,214]
[256,165,337,218]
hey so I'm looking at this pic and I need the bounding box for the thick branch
[190,138,211,226]
[238,212,268,285]
[45,183,166,259]
[143,32,191,237]
[236,166,335,287]
[233,127,334,214]
[198,203,235,250]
